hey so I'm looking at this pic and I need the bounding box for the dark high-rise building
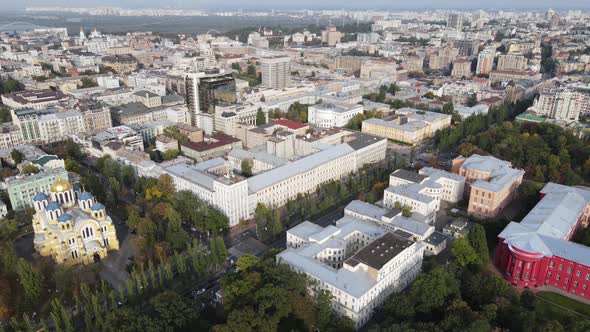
[185,69,236,126]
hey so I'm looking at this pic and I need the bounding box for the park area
[535,291,590,321]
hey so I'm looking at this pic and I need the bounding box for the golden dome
[50,179,73,193]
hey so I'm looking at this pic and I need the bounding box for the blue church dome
[33,192,49,202]
[79,192,94,200]
[57,213,73,223]
[91,203,105,211]
[45,201,62,211]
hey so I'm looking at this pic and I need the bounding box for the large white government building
[277,206,425,328]
[164,132,387,227]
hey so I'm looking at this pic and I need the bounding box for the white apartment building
[11,109,86,144]
[96,76,120,89]
[531,88,583,121]
[261,56,291,90]
[0,124,23,149]
[38,110,85,143]
[278,217,424,329]
[127,73,166,96]
[308,103,364,128]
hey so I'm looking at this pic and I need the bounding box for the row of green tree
[456,121,590,185]
[345,109,384,130]
[362,83,401,103]
[215,253,355,332]
[231,63,261,87]
[268,102,310,123]
[434,98,533,151]
[8,237,227,331]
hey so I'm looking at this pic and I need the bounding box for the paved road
[99,215,134,289]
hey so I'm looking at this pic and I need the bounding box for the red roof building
[273,119,309,135]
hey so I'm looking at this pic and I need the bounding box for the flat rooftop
[391,169,428,184]
[345,232,413,270]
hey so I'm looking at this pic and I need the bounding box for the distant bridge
[206,29,221,36]
[0,22,48,33]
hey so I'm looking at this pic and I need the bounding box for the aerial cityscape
[1,1,590,331]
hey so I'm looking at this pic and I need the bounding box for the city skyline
[8,0,590,11]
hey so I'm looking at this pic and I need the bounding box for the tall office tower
[185,69,236,131]
[447,13,463,31]
[476,51,495,75]
[261,56,291,90]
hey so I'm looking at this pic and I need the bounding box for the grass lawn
[536,291,590,319]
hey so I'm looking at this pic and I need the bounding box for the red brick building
[495,183,590,299]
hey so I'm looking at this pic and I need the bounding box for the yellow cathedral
[32,179,119,265]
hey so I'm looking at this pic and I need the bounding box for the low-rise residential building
[453,154,524,219]
[0,201,7,219]
[82,106,113,133]
[155,135,178,152]
[130,120,174,142]
[423,232,448,256]
[101,54,138,74]
[442,218,472,238]
[489,70,539,84]
[455,104,490,119]
[73,125,144,158]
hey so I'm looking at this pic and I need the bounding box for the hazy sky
[6,0,590,11]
